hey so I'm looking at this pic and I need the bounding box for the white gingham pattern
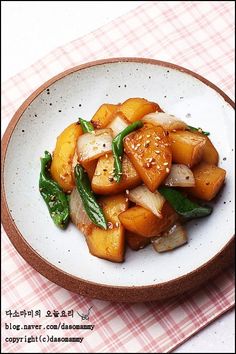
[1,2,235,353]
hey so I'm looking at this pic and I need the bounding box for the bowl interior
[3,61,235,287]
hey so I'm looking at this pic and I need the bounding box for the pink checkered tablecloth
[1,1,235,353]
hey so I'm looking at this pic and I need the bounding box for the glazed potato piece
[86,194,128,262]
[86,227,125,262]
[192,131,219,165]
[117,98,162,123]
[82,160,98,180]
[51,123,83,192]
[77,128,113,164]
[99,194,129,224]
[124,125,172,192]
[92,154,142,194]
[152,223,187,253]
[169,130,206,167]
[91,103,118,129]
[72,152,97,181]
[187,162,226,201]
[201,137,219,165]
[119,202,178,238]
[126,231,150,251]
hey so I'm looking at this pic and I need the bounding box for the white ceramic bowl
[1,58,234,302]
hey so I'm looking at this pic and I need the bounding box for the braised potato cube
[86,194,128,262]
[51,123,83,192]
[202,137,219,165]
[126,231,150,251]
[192,132,219,165]
[91,103,118,129]
[169,130,206,167]
[117,98,162,123]
[119,202,178,238]
[124,125,172,192]
[82,160,98,180]
[91,154,142,194]
[86,227,125,262]
[98,194,129,224]
[188,162,226,201]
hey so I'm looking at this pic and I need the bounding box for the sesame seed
[163,162,168,166]
[166,168,170,173]
[125,189,129,194]
[105,154,108,158]
[131,144,135,149]
[147,157,155,163]
[125,198,129,202]
[115,222,119,227]
[119,156,122,160]
[144,142,150,147]
[155,136,161,140]
[155,150,160,154]
[146,134,151,138]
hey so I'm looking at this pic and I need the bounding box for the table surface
[2,2,235,353]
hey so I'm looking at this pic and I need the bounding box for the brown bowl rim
[1,57,235,302]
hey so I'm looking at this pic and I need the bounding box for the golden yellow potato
[86,194,128,262]
[117,98,162,123]
[91,154,142,194]
[91,103,118,129]
[201,137,219,165]
[188,162,226,201]
[119,202,178,238]
[169,130,206,167]
[124,125,172,192]
[51,123,82,192]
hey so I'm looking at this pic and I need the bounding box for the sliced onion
[128,185,165,218]
[107,112,129,137]
[69,187,93,236]
[142,112,187,131]
[164,164,195,187]
[77,128,112,163]
[152,223,187,252]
